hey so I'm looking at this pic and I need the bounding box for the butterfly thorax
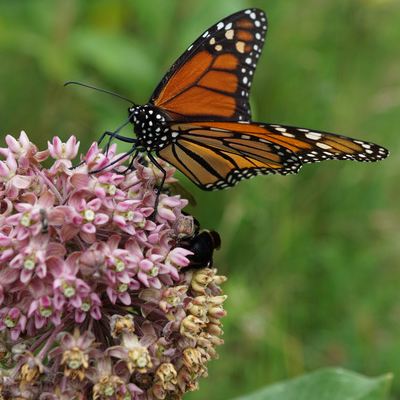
[129,104,175,152]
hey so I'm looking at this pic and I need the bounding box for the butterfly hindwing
[157,122,302,190]
[149,9,267,121]
[157,121,388,190]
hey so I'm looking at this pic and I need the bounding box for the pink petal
[118,292,131,305]
[94,213,109,225]
[81,223,96,234]
[5,135,21,153]
[69,173,91,189]
[106,287,117,304]
[0,160,10,177]
[60,225,80,242]
[65,136,79,158]
[12,175,32,189]
[90,306,101,320]
[38,190,55,208]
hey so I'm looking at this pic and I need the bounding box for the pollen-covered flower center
[62,281,76,298]
[4,314,18,328]
[147,264,159,276]
[64,347,87,369]
[113,258,125,272]
[101,183,116,195]
[83,209,95,222]
[23,254,36,270]
[124,210,134,221]
[21,212,32,227]
[80,299,91,312]
[129,347,152,370]
[39,305,53,318]
[117,283,128,292]
[165,295,180,307]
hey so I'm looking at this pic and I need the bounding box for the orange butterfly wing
[109,9,388,195]
[157,121,389,190]
[150,9,267,121]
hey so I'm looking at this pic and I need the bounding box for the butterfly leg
[113,148,141,174]
[88,145,139,174]
[147,153,167,221]
[101,115,133,154]
[70,117,134,170]
[70,159,86,169]
[103,132,137,143]
[69,132,113,170]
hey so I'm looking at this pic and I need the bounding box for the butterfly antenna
[64,81,135,105]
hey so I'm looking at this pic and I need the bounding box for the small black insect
[40,209,48,234]
[181,229,221,269]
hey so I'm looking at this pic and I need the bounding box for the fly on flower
[40,209,48,234]
[66,7,388,211]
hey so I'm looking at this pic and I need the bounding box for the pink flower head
[0,132,226,399]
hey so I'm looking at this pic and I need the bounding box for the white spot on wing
[305,132,322,140]
[317,143,332,150]
[282,132,296,138]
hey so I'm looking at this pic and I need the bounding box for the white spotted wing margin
[156,122,302,191]
[156,121,389,191]
[262,123,389,164]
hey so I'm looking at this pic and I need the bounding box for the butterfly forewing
[150,8,267,121]
[157,121,388,190]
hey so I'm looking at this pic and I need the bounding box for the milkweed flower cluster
[0,131,227,399]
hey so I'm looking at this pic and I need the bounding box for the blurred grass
[1,0,399,398]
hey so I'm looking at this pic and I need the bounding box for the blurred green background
[1,0,399,398]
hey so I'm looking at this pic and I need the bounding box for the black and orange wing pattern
[157,121,388,190]
[149,9,267,121]
[120,8,389,194]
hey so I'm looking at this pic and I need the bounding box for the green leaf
[231,368,392,400]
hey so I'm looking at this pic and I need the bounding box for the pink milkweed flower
[27,278,64,332]
[0,132,226,399]
[0,131,48,168]
[74,292,102,323]
[48,135,79,160]
[0,152,33,199]
[45,136,80,177]
[0,306,27,341]
[61,190,109,243]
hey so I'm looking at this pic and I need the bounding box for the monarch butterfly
[77,8,389,194]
